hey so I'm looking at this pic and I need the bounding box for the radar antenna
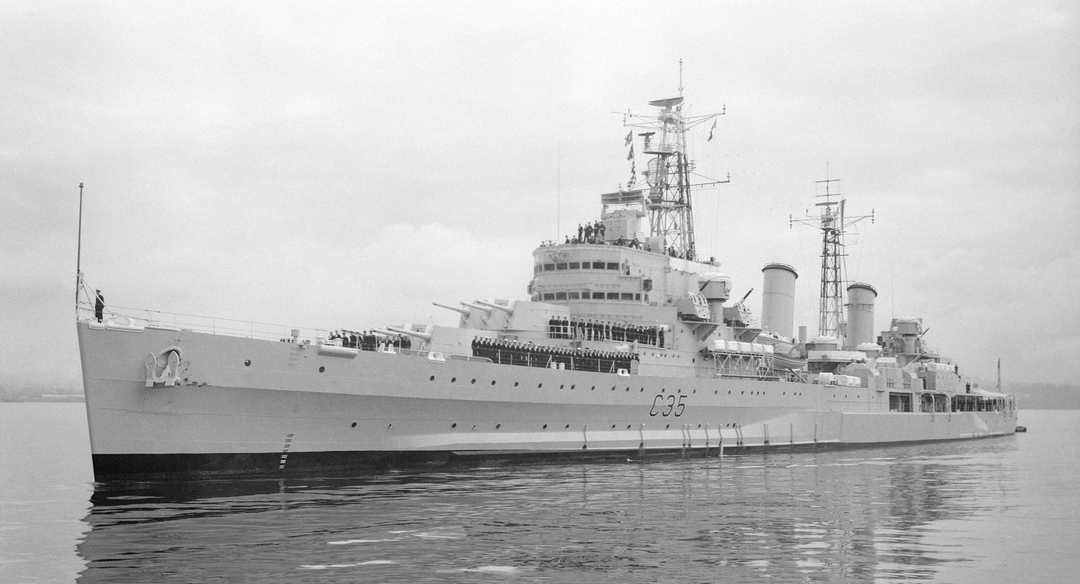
[790,174,874,340]
[623,89,728,260]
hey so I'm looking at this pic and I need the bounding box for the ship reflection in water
[76,438,1017,583]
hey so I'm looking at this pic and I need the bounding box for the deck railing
[77,300,330,342]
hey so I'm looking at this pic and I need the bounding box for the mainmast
[623,93,726,261]
[791,177,873,340]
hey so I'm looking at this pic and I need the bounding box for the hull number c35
[650,394,686,417]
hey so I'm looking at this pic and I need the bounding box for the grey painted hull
[78,321,1018,480]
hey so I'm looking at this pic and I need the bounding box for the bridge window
[606,262,619,270]
[568,292,580,299]
[555,292,567,300]
[556,263,568,270]
[543,293,555,301]
[607,292,619,300]
[592,261,605,269]
[544,263,555,272]
[569,262,580,269]
[621,293,634,300]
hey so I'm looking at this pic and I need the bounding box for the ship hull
[78,321,1018,481]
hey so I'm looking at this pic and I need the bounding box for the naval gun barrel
[433,301,471,316]
[476,300,514,314]
[385,326,433,342]
[461,302,493,315]
[739,288,754,304]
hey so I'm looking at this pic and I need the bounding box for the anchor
[145,346,185,387]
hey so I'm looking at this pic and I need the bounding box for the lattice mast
[791,178,873,340]
[622,66,726,260]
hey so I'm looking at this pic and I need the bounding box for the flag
[627,145,634,161]
[628,158,636,188]
[624,130,633,147]
[707,119,717,141]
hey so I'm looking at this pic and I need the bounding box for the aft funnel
[761,263,798,338]
[845,282,877,350]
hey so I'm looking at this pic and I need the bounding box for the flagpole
[76,182,84,306]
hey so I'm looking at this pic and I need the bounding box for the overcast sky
[2,1,1077,389]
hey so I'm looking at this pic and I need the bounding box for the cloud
[1,1,1077,388]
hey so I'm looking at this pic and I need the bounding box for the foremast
[622,93,727,261]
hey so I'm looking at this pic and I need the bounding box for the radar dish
[648,97,684,108]
[646,158,662,187]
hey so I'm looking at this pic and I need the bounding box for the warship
[76,93,1017,481]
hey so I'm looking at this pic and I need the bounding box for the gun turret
[386,326,433,342]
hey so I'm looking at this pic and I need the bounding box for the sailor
[578,224,583,241]
[94,290,105,322]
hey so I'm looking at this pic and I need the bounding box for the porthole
[571,384,576,390]
[496,424,501,429]
[538,383,543,388]
[244,359,251,366]
[430,375,435,381]
[471,379,476,384]
[491,380,496,385]
[319,366,325,373]
[627,424,631,429]
[514,382,519,387]
[452,423,457,428]
[665,424,670,429]
[611,424,616,429]
[560,384,564,389]
[350,422,357,428]
[565,424,570,429]
[387,424,392,429]
[451,377,456,383]
[591,386,595,391]
[543,424,548,429]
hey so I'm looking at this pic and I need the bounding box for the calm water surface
[1,403,1077,583]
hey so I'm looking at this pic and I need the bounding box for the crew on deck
[327,330,412,352]
[546,316,663,347]
[471,337,636,373]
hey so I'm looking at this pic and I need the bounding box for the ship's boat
[75,93,1018,480]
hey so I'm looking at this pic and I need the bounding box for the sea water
[1,403,1078,583]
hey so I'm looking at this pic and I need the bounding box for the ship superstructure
[75,91,1018,481]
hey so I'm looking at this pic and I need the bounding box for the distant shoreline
[1,394,85,403]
